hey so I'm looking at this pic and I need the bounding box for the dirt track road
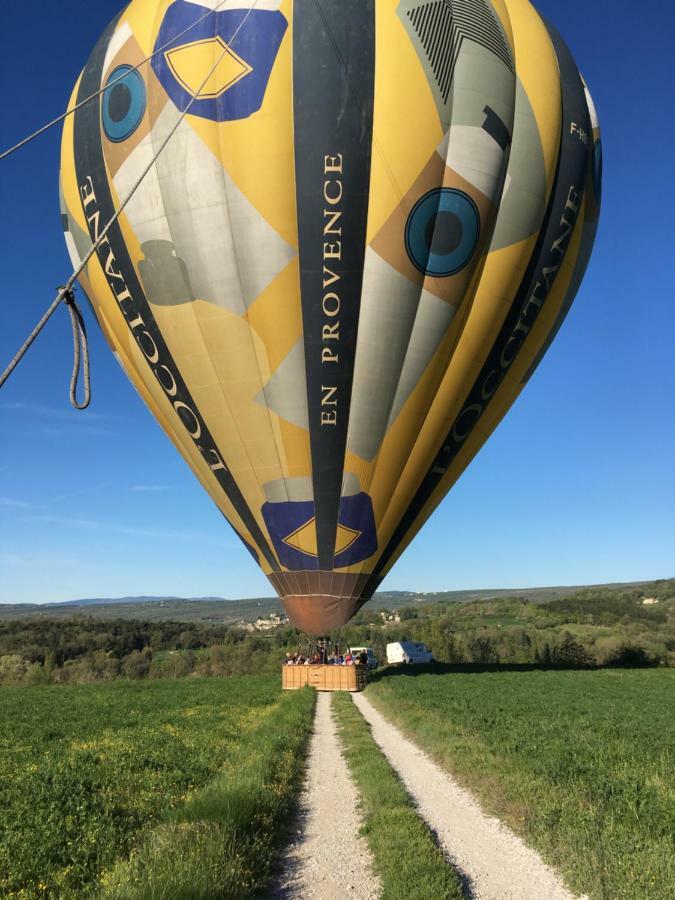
[353,692,583,900]
[270,692,380,899]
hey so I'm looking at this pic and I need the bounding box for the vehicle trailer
[386,641,433,665]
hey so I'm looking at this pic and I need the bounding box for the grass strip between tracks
[96,686,315,899]
[333,692,464,900]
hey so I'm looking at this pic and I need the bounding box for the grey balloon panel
[438,123,508,203]
[114,105,294,313]
[346,259,458,463]
[255,339,310,431]
[447,40,515,129]
[387,289,457,427]
[489,78,547,251]
[139,240,195,306]
[263,472,361,505]
[263,476,313,504]
[347,249,424,461]
[398,0,515,132]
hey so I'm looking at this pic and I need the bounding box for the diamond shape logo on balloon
[262,493,378,570]
[165,37,253,99]
[152,1,288,121]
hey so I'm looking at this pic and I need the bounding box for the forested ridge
[0,579,672,684]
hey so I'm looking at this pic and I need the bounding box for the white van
[350,647,379,669]
[386,641,433,665]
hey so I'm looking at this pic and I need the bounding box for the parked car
[386,641,433,665]
[350,647,379,669]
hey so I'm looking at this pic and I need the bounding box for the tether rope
[0,0,260,408]
[64,289,91,410]
[0,0,230,162]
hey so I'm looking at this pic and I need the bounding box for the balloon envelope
[61,0,601,634]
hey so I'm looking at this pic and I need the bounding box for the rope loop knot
[58,286,91,410]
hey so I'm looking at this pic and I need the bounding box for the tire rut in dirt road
[353,692,585,900]
[269,692,380,899]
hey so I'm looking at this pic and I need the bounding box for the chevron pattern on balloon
[406,0,514,101]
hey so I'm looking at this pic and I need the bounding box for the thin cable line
[0,1,259,400]
[0,0,230,162]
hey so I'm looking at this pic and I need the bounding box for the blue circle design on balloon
[405,188,480,278]
[102,65,146,142]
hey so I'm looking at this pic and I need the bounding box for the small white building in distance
[380,611,401,623]
[642,597,659,605]
[246,612,288,631]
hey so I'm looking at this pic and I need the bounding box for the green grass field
[0,677,314,899]
[366,667,675,900]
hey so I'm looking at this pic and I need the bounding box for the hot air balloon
[60,0,601,635]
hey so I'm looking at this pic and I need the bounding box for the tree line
[0,579,672,685]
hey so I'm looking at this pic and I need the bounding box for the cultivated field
[366,668,675,900]
[0,676,314,899]
[2,664,672,899]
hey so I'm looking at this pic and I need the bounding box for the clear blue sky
[0,1,673,604]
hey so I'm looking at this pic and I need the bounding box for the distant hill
[50,595,227,607]
[0,579,665,624]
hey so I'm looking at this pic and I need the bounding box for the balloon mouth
[269,572,380,635]
[282,595,363,634]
